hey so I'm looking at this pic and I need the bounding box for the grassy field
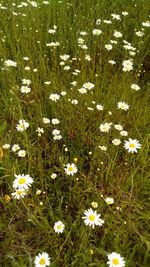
[0,0,150,266]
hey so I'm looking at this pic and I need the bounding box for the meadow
[0,0,150,266]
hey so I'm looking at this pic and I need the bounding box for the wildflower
[105,44,113,50]
[70,81,77,86]
[103,20,112,24]
[51,173,57,179]
[24,66,30,70]
[18,150,26,157]
[49,94,60,102]
[42,118,50,124]
[142,21,150,27]
[99,145,107,151]
[36,128,44,136]
[82,208,104,229]
[36,190,42,195]
[48,29,56,34]
[61,91,67,96]
[122,59,133,71]
[12,144,20,152]
[11,189,27,199]
[96,19,101,25]
[71,99,78,105]
[83,82,95,90]
[20,85,31,93]
[91,202,98,208]
[108,60,116,65]
[80,31,87,35]
[78,88,87,94]
[117,102,129,111]
[16,120,29,131]
[99,123,111,132]
[44,81,51,85]
[120,131,128,136]
[107,252,125,267]
[2,144,10,149]
[64,163,77,175]
[124,138,141,153]
[4,59,17,67]
[131,84,140,91]
[53,135,62,140]
[54,221,65,233]
[105,197,114,205]
[92,29,102,35]
[51,119,60,125]
[85,55,91,61]
[60,54,70,61]
[111,14,121,20]
[122,11,128,16]
[23,57,29,60]
[114,124,123,131]
[113,31,122,38]
[96,104,103,110]
[34,252,50,267]
[112,139,121,145]
[22,79,31,85]
[135,31,144,37]
[52,129,60,136]
[64,66,70,70]
[13,174,33,189]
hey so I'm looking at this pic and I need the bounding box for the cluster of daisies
[11,173,34,199]
[2,143,26,158]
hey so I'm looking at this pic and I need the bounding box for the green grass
[0,0,150,266]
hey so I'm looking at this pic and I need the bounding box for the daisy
[44,81,51,85]
[22,79,31,85]
[4,59,17,67]
[49,94,60,102]
[117,102,129,111]
[18,150,26,157]
[78,88,87,94]
[122,59,133,71]
[120,131,128,136]
[142,21,150,27]
[2,144,10,149]
[51,118,60,125]
[124,138,141,153]
[83,82,95,90]
[54,221,65,233]
[107,252,125,267]
[122,11,128,16]
[82,208,104,229]
[111,14,121,20]
[13,174,34,189]
[20,85,31,93]
[131,84,140,91]
[60,54,70,61]
[64,163,77,175]
[91,202,98,208]
[42,118,50,124]
[16,120,29,131]
[71,99,78,105]
[11,189,27,199]
[12,144,20,152]
[105,44,113,50]
[53,135,62,140]
[105,197,114,205]
[52,129,60,135]
[92,29,102,35]
[34,252,50,267]
[99,145,107,151]
[51,173,57,179]
[113,31,122,38]
[108,60,116,65]
[36,128,44,136]
[99,123,111,132]
[112,139,121,145]
[114,124,123,131]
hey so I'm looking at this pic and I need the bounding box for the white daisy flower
[53,135,62,140]
[107,252,125,267]
[96,104,104,110]
[122,59,133,71]
[105,44,113,50]
[13,174,34,190]
[54,221,65,233]
[71,99,78,105]
[2,144,10,149]
[99,123,111,132]
[4,59,17,67]
[117,102,129,111]
[60,54,70,61]
[99,145,107,151]
[92,29,102,35]
[108,60,116,65]
[12,144,20,152]
[91,202,98,208]
[131,84,140,91]
[64,163,77,175]
[78,88,87,94]
[51,119,60,125]
[112,139,121,145]
[16,120,29,132]
[22,79,31,85]
[83,82,95,90]
[20,85,31,93]
[51,173,57,179]
[18,150,26,157]
[36,128,44,136]
[11,189,27,199]
[142,21,150,27]
[114,124,123,131]
[82,208,104,229]
[111,14,121,20]
[105,197,114,205]
[124,138,141,153]
[42,118,50,124]
[120,131,128,136]
[52,129,60,135]
[34,252,50,267]
[113,31,122,38]
[49,94,60,102]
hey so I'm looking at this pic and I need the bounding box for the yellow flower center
[121,105,125,108]
[17,190,23,195]
[103,126,107,130]
[129,143,135,148]
[89,215,95,221]
[112,258,119,265]
[68,166,74,172]
[20,125,24,128]
[19,178,25,184]
[39,258,46,265]
[57,225,62,230]
[107,201,112,204]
